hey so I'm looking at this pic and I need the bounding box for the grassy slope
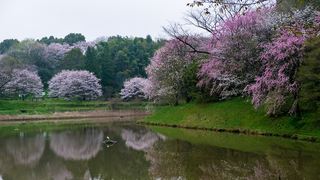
[0,99,148,115]
[144,97,320,138]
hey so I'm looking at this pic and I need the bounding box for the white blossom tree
[44,41,96,68]
[48,70,102,100]
[146,39,201,104]
[3,69,43,98]
[120,77,150,101]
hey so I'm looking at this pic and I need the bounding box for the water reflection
[121,129,164,151]
[5,134,45,166]
[50,129,103,160]
[0,123,319,179]
[45,160,73,180]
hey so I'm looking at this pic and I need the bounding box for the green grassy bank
[0,99,148,115]
[143,97,320,141]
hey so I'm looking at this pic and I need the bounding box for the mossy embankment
[142,97,320,142]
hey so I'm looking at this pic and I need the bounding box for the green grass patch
[0,99,149,115]
[144,97,320,138]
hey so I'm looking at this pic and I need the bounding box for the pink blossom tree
[198,8,272,99]
[48,70,102,100]
[246,31,305,116]
[3,69,43,98]
[245,8,320,116]
[120,77,151,101]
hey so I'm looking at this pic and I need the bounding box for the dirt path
[0,110,150,123]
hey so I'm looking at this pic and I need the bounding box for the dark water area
[0,122,319,180]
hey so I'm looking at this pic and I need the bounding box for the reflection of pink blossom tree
[121,129,164,151]
[49,129,103,160]
[5,135,45,166]
[4,69,43,98]
[48,70,102,100]
[120,77,151,101]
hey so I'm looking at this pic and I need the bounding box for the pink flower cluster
[198,8,269,99]
[246,31,305,115]
[48,70,102,100]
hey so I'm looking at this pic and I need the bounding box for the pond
[0,121,319,180]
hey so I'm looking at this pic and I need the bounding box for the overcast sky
[0,0,190,41]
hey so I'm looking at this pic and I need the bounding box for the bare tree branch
[163,24,211,55]
[185,11,217,34]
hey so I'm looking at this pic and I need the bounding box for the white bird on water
[103,136,117,148]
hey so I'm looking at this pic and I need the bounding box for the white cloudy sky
[0,0,190,41]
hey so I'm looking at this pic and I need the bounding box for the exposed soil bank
[139,121,319,143]
[0,110,150,123]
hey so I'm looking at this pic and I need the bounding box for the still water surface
[0,122,319,180]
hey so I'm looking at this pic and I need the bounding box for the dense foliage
[48,70,102,100]
[297,37,320,113]
[85,36,163,97]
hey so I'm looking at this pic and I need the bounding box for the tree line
[0,33,164,98]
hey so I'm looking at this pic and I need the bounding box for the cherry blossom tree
[246,31,305,116]
[197,8,272,99]
[44,43,72,65]
[44,41,96,65]
[245,8,320,116]
[48,70,102,100]
[146,39,201,104]
[72,41,96,54]
[3,69,43,98]
[120,77,150,101]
